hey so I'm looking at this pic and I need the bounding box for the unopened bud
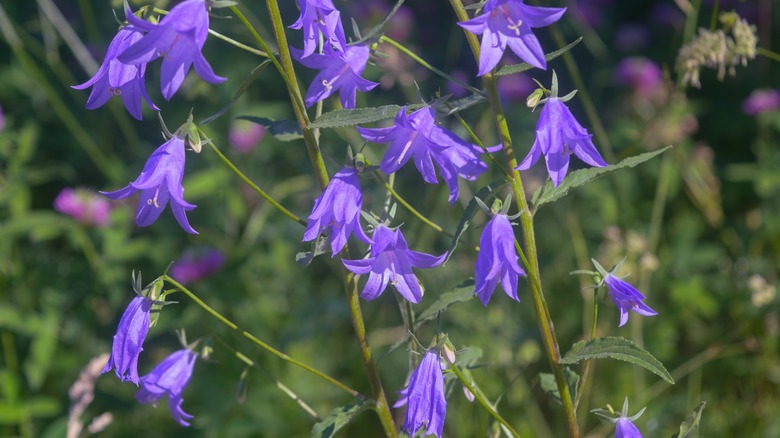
[442,342,456,364]
[462,384,475,402]
[187,124,202,153]
[526,88,544,109]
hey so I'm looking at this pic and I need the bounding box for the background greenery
[1,0,779,436]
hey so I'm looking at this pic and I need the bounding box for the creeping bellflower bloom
[54,187,112,227]
[121,0,226,100]
[475,212,525,306]
[394,351,447,438]
[292,45,378,109]
[604,274,658,327]
[358,106,494,204]
[290,0,347,58]
[101,295,153,385]
[72,26,158,120]
[136,349,197,427]
[303,166,370,255]
[101,137,197,234]
[342,225,446,303]
[592,397,646,438]
[516,75,607,187]
[458,0,566,75]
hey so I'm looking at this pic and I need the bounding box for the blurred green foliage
[0,0,779,437]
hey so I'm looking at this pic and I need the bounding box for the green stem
[757,47,780,63]
[449,362,522,438]
[163,276,364,400]
[449,1,579,436]
[206,140,307,227]
[574,289,598,411]
[260,1,329,189]
[449,110,511,180]
[379,35,485,96]
[209,29,269,58]
[262,2,397,436]
[214,336,322,420]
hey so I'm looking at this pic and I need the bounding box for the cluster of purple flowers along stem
[75,0,664,435]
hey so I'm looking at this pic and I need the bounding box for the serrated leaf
[560,336,675,384]
[415,280,475,327]
[445,181,506,265]
[352,0,406,44]
[532,146,672,209]
[200,60,272,125]
[310,401,371,438]
[238,116,303,141]
[536,367,579,405]
[496,38,583,76]
[673,401,706,438]
[439,93,487,115]
[309,104,423,129]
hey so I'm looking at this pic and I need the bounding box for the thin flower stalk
[449,0,579,435]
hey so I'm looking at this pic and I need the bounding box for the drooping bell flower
[72,25,158,120]
[292,44,378,109]
[121,0,226,100]
[394,350,447,438]
[101,295,153,385]
[342,225,445,303]
[458,0,566,75]
[516,72,607,187]
[101,136,197,234]
[136,348,198,427]
[302,166,370,255]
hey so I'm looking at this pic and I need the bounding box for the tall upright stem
[262,2,397,436]
[448,1,579,435]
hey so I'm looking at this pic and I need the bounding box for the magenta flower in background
[358,106,494,204]
[303,166,370,255]
[170,250,226,285]
[54,187,112,227]
[290,0,347,58]
[613,24,651,52]
[229,119,266,152]
[742,89,780,116]
[458,0,566,75]
[516,74,607,187]
[615,57,662,98]
[101,295,153,385]
[342,225,446,303]
[72,26,158,120]
[496,72,535,102]
[604,274,658,327]
[292,45,378,109]
[121,0,226,100]
[101,137,197,234]
[474,212,525,306]
[136,349,197,427]
[394,351,447,438]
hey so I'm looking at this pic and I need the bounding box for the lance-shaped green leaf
[200,60,271,125]
[309,104,424,129]
[673,401,706,438]
[496,37,583,76]
[238,116,303,142]
[310,401,371,438]
[560,336,675,384]
[536,367,579,405]
[532,146,672,210]
[444,181,507,265]
[415,280,476,327]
